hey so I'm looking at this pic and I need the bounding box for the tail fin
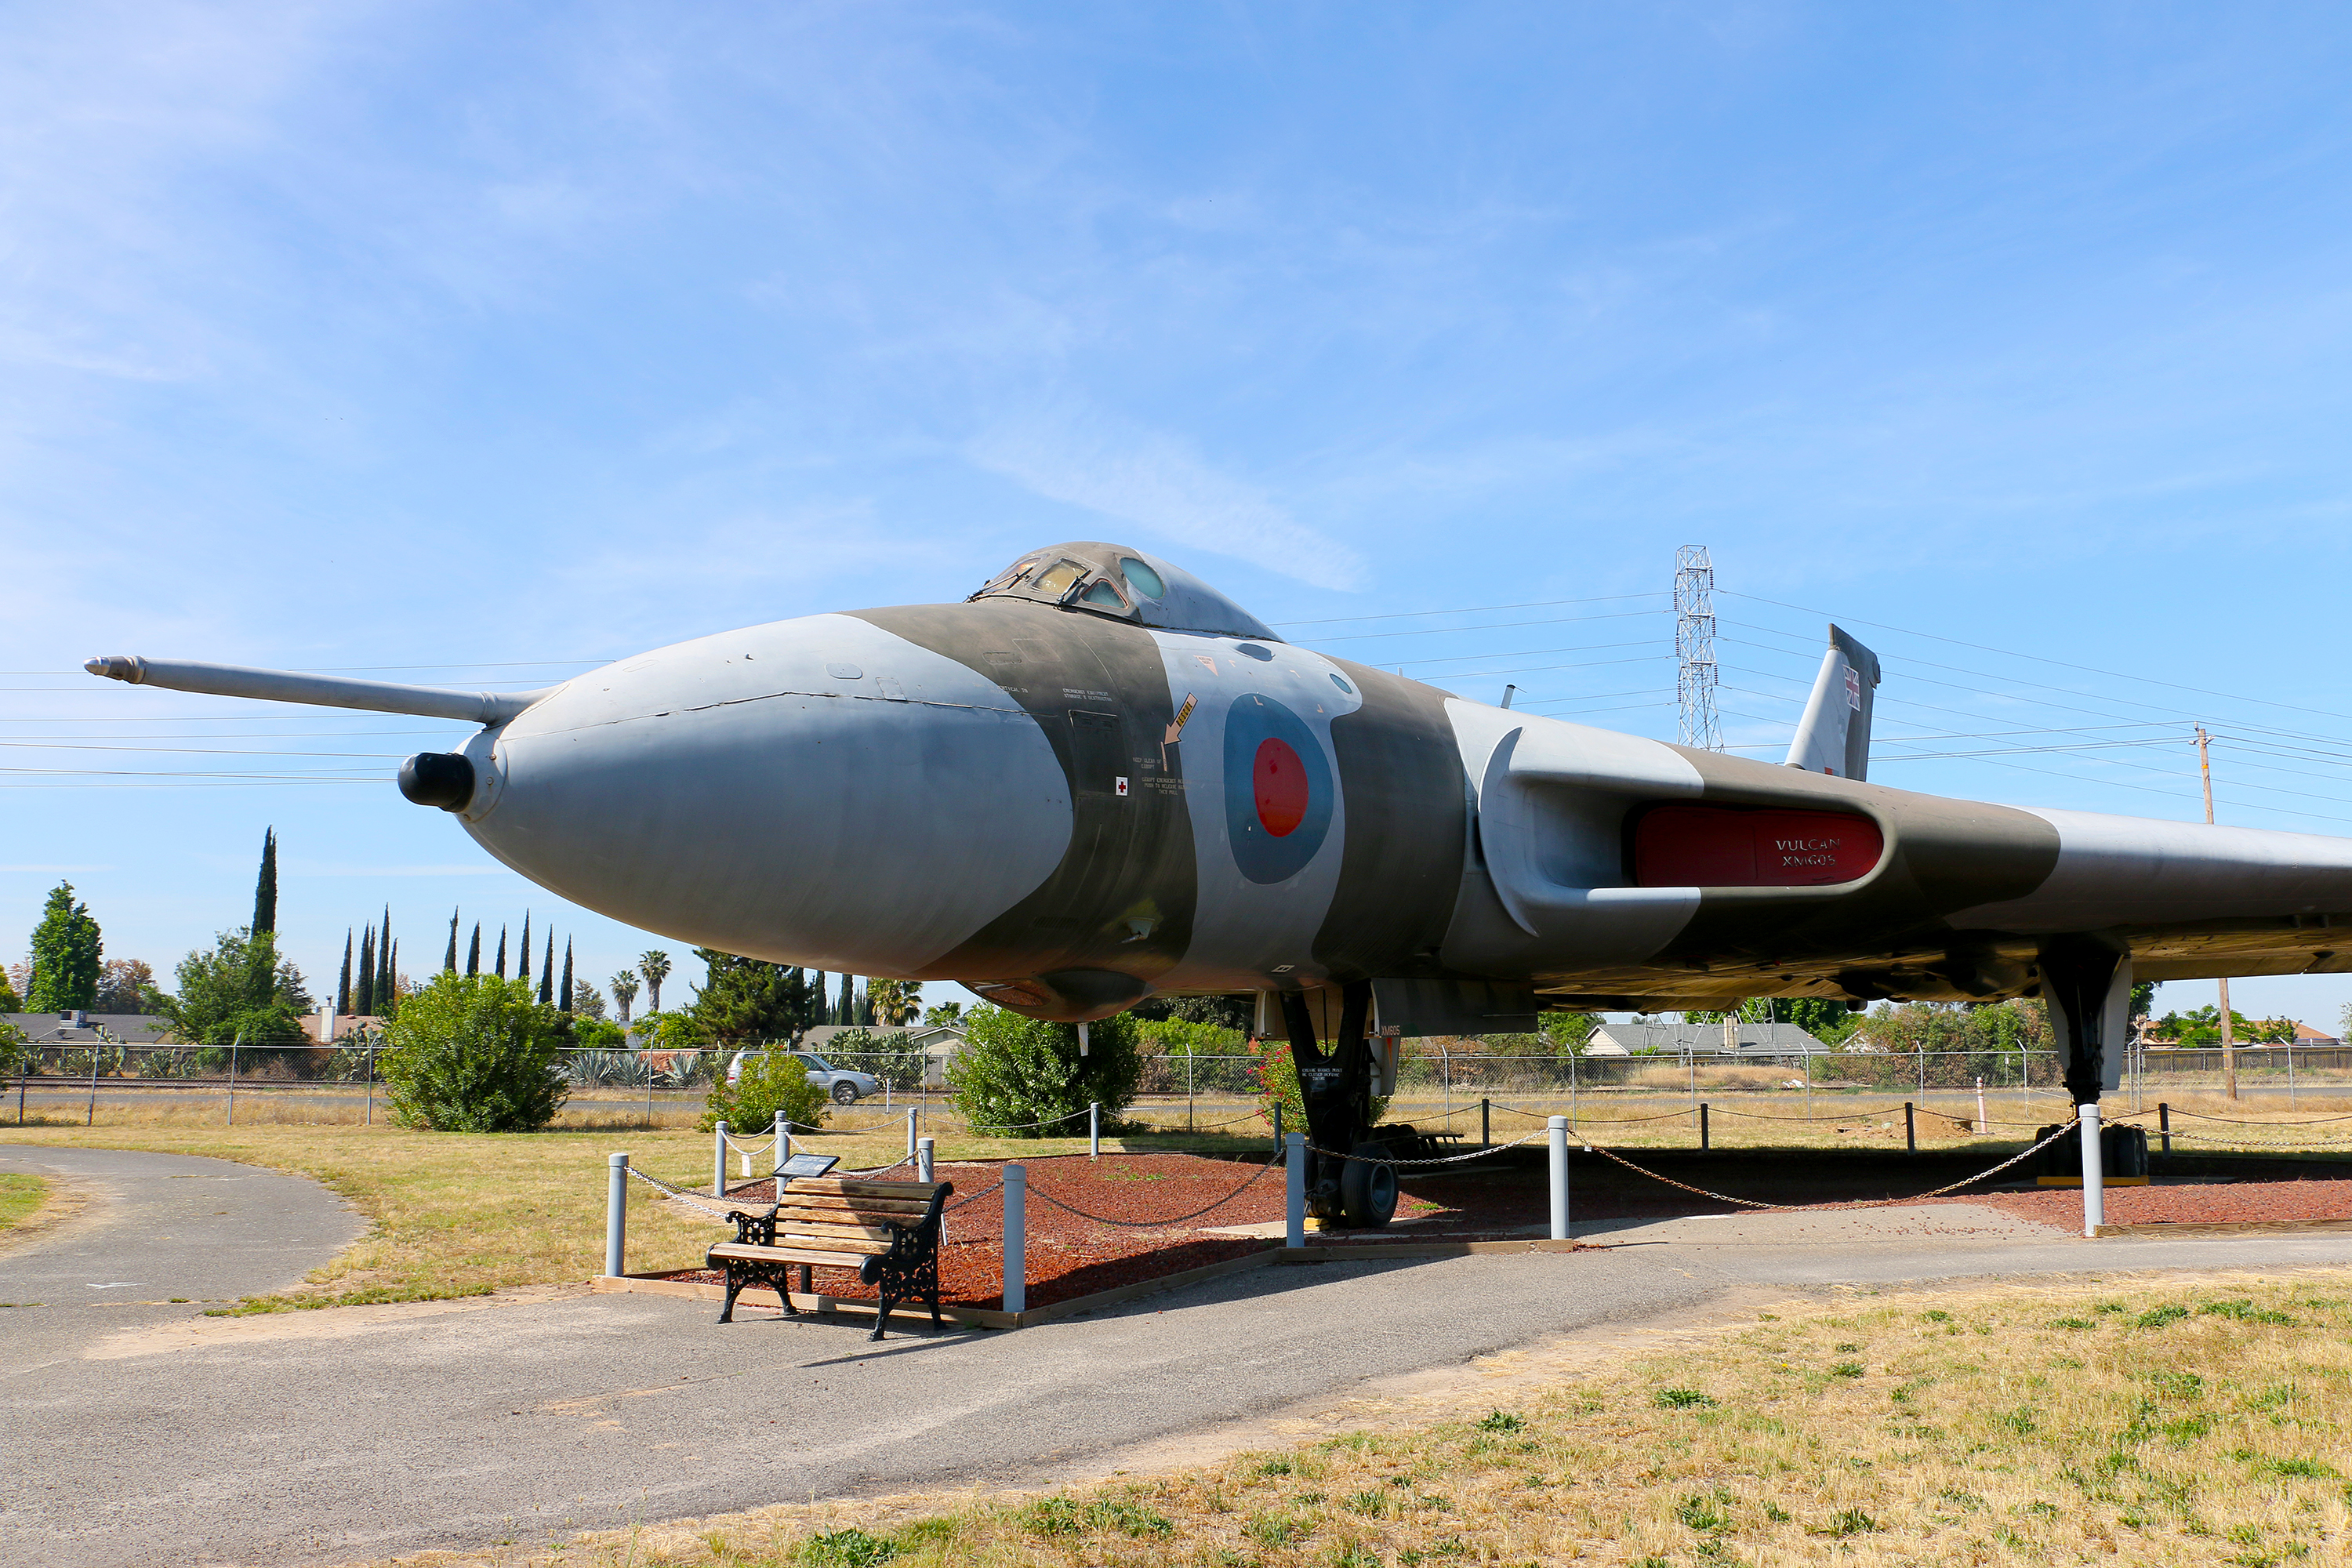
[1784,626,1881,780]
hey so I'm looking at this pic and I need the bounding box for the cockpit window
[1119,557,1166,600]
[969,540,1281,641]
[1033,561,1087,597]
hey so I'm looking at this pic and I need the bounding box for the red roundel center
[1253,738,1310,837]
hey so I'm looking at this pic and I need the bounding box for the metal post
[916,1136,935,1185]
[1905,1102,1916,1152]
[907,1107,919,1165]
[87,1040,100,1127]
[2079,1100,2104,1237]
[2288,1040,2298,1106]
[1186,1053,1194,1132]
[2159,1102,2172,1157]
[365,1041,374,1126]
[1480,1097,1490,1150]
[773,1109,790,1185]
[227,1037,238,1127]
[605,1153,629,1276]
[1284,1132,1306,1248]
[1548,1116,1570,1241]
[1802,1049,1812,1117]
[1975,1076,1986,1133]
[1089,1101,1100,1160]
[1272,1102,1282,1156]
[645,1062,655,1127]
[1699,1102,1709,1151]
[713,1121,729,1196]
[1002,1163,1027,1316]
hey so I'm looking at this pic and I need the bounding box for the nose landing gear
[1279,981,1403,1229]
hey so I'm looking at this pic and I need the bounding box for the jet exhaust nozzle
[399,752,477,812]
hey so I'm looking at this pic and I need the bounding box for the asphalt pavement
[9,1144,2352,1568]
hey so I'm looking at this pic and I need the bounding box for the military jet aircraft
[86,542,2352,1224]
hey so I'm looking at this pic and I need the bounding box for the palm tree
[610,972,640,1024]
[867,978,922,1027]
[638,950,672,1014]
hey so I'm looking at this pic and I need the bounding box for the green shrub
[702,1049,828,1134]
[0,1019,24,1079]
[947,1006,1140,1136]
[379,974,568,1132]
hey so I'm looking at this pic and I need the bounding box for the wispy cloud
[968,405,1366,591]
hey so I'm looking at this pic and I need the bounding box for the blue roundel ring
[1222,694,1334,884]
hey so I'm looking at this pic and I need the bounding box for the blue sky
[6,3,2352,1029]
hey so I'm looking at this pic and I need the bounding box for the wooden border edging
[590,1234,1581,1327]
[1278,1238,1584,1262]
[2094,1217,2352,1239]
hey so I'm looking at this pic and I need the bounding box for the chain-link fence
[10,1038,2349,1131]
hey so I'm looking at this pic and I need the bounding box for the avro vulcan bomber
[89,543,2352,1223]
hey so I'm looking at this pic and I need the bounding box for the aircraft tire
[1338,1142,1398,1229]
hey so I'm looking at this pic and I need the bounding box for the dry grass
[365,1271,2352,1568]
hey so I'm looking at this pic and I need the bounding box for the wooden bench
[707,1176,952,1340]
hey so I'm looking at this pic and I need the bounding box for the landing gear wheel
[831,1081,860,1105]
[1338,1142,1398,1229]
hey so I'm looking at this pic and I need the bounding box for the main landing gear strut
[1279,979,1401,1228]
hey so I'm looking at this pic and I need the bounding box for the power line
[1268,592,1668,629]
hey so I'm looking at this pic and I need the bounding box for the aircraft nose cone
[456,614,1072,975]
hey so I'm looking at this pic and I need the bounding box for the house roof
[800,1023,969,1052]
[3,1012,176,1044]
[1588,1019,1831,1056]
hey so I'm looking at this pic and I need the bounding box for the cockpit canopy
[970,542,1282,641]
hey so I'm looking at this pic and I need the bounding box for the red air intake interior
[1632,805,1884,887]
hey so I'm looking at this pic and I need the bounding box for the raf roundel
[1222,694,1334,883]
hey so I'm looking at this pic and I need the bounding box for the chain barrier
[1577,1121,2078,1213]
[1127,1107,1269,1131]
[946,1178,1007,1213]
[837,1152,920,1177]
[1022,1154,1283,1228]
[1302,1131,1549,1168]
[2159,1126,2352,1149]
[2163,1108,2352,1126]
[1492,1102,1692,1124]
[625,1164,759,1221]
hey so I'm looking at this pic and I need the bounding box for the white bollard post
[916,1136,935,1185]
[1548,1116,1570,1241]
[1003,1163,1027,1316]
[1285,1131,1306,1248]
[906,1107,918,1165]
[1976,1076,1987,1132]
[713,1120,729,1196]
[605,1153,630,1277]
[1090,1101,1101,1161]
[2080,1100,2104,1237]
[773,1109,790,1186]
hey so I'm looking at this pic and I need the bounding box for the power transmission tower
[1675,545,1722,751]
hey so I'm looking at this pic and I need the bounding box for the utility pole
[1675,546,1723,752]
[2198,726,2238,1100]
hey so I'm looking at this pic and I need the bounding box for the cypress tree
[252,827,278,935]
[495,927,507,979]
[859,983,875,1026]
[383,940,398,1018]
[808,972,826,1032]
[559,939,575,1014]
[517,913,532,985]
[537,932,554,1006]
[336,930,353,1016]
[377,908,394,1011]
[444,909,459,972]
[356,925,376,1018]
[837,972,854,1025]
[466,924,481,976]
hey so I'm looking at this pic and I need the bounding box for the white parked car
[728,1049,880,1105]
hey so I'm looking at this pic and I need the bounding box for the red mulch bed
[652,1152,2352,1312]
